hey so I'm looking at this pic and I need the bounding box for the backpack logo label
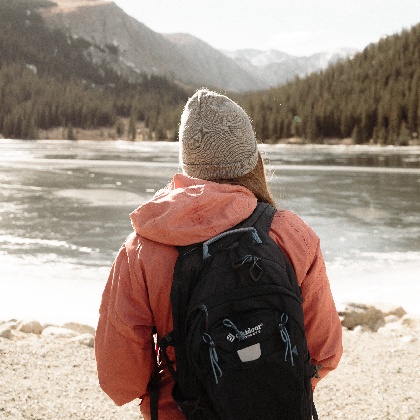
[226,323,263,342]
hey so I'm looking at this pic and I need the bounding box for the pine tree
[67,123,75,140]
[128,107,137,141]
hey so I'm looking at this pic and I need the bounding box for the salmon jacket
[95,173,343,419]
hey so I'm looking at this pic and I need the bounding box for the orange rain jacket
[95,173,343,420]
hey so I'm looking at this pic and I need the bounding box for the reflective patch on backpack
[237,343,261,362]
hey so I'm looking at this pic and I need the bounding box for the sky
[112,0,420,56]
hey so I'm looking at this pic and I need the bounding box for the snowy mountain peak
[222,49,293,68]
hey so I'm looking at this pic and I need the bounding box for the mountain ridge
[222,48,356,88]
[38,0,355,92]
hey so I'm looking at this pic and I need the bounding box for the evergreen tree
[128,106,137,141]
[66,123,75,141]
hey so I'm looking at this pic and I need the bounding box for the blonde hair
[211,152,277,208]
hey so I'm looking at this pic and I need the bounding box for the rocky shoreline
[1,304,419,419]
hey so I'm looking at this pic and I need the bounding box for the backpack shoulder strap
[149,327,159,420]
[233,201,276,238]
[235,201,275,231]
[175,202,275,256]
[199,202,276,259]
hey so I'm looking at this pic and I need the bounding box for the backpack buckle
[159,332,174,350]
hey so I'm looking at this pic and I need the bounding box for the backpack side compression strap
[312,401,319,420]
[149,327,159,420]
[149,364,159,420]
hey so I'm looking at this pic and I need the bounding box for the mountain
[222,48,357,88]
[38,0,188,81]
[161,33,263,91]
[37,0,353,92]
[38,0,261,92]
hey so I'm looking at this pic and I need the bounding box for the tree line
[0,63,188,140]
[0,63,116,139]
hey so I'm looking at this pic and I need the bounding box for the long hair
[211,152,277,208]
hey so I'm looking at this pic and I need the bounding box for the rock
[374,304,407,319]
[0,320,19,330]
[69,333,95,347]
[41,326,79,338]
[338,303,385,332]
[62,322,96,336]
[0,325,13,339]
[16,320,44,335]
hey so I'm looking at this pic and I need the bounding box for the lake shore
[1,307,419,420]
[2,131,420,146]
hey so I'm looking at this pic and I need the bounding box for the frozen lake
[1,140,419,325]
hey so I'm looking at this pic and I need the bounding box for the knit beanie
[179,89,258,180]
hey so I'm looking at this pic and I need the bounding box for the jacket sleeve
[270,211,343,389]
[95,235,155,406]
[300,237,343,389]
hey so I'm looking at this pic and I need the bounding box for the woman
[95,89,343,419]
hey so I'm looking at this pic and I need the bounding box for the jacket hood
[130,174,257,246]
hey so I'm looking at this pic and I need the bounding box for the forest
[238,23,420,145]
[0,0,419,144]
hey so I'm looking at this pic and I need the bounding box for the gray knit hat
[179,89,258,179]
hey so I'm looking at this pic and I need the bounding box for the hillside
[0,0,189,140]
[0,0,120,85]
[161,33,263,91]
[238,24,420,145]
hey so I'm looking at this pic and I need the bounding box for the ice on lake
[1,140,419,325]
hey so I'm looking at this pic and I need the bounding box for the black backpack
[150,202,319,420]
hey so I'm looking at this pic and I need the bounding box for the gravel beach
[1,312,419,420]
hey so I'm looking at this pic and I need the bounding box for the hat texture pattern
[179,89,258,179]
